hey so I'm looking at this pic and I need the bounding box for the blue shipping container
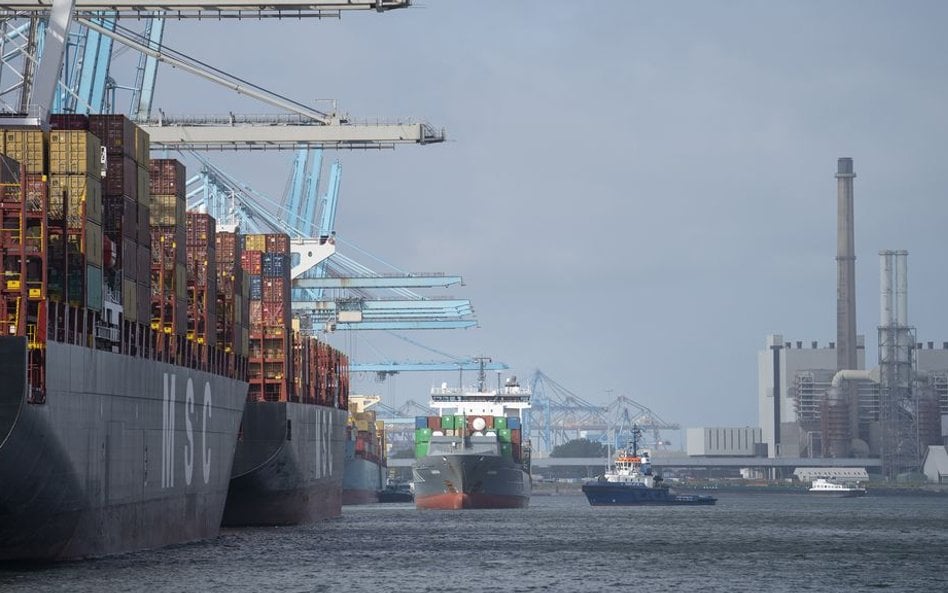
[507,416,521,430]
[261,253,289,278]
[415,416,428,429]
[249,275,262,300]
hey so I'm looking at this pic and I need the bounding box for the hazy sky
[144,1,948,433]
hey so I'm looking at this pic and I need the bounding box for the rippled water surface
[2,493,947,592]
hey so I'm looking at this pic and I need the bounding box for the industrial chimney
[836,158,857,372]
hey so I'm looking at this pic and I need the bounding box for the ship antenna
[631,424,641,457]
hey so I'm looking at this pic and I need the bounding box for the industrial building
[757,158,948,479]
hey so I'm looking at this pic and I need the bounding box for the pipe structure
[895,250,908,328]
[835,158,858,372]
[830,368,878,389]
[880,251,894,328]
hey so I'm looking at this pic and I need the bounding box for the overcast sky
[145,1,948,434]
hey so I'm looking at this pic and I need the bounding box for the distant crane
[527,370,680,456]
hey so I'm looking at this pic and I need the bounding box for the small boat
[378,481,414,503]
[808,478,867,497]
[581,426,716,507]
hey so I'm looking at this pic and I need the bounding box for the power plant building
[758,335,868,458]
[756,158,947,476]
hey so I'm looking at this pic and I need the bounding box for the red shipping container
[262,277,287,302]
[264,233,290,254]
[261,301,286,326]
[50,114,90,130]
[89,114,136,157]
[186,212,216,246]
[103,155,139,200]
[103,195,137,239]
[149,159,186,196]
[240,250,262,275]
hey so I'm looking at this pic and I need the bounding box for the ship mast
[475,355,491,393]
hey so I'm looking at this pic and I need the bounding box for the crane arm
[22,0,74,126]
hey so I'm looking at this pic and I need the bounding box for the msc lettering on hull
[162,373,214,488]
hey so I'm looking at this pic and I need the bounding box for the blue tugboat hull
[582,482,716,506]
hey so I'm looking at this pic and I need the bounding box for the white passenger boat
[808,478,867,497]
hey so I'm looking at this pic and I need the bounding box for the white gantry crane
[0,0,443,149]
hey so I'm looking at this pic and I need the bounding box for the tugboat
[581,426,716,506]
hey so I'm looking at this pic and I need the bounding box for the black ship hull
[582,482,717,506]
[222,401,347,525]
[413,453,530,510]
[0,338,248,561]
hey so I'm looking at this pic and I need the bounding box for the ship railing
[37,301,249,388]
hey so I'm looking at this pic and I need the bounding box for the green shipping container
[493,417,507,430]
[440,415,455,430]
[500,443,513,457]
[86,264,103,311]
[415,428,432,443]
[497,428,512,443]
[415,442,429,458]
[454,414,466,429]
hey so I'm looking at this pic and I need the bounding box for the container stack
[149,159,187,343]
[80,115,151,323]
[296,336,348,407]
[242,233,293,402]
[0,150,49,339]
[185,212,218,349]
[215,228,250,363]
[413,415,525,462]
[348,408,383,465]
[47,129,103,311]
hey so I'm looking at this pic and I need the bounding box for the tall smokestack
[836,157,857,372]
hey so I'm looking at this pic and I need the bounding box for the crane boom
[0,0,410,16]
[19,0,74,126]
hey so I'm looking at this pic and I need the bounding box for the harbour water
[2,493,946,592]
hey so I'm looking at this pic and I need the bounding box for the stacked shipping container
[215,229,250,364]
[414,415,526,462]
[243,233,292,402]
[240,232,349,407]
[148,159,187,342]
[348,409,384,464]
[185,212,218,348]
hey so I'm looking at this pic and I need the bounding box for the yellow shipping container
[135,126,150,164]
[123,278,138,322]
[84,221,103,267]
[137,165,149,205]
[48,174,102,225]
[3,129,46,174]
[354,420,370,432]
[175,263,186,299]
[244,234,265,252]
[48,130,101,176]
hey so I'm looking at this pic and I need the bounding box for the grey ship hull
[221,401,347,525]
[342,454,384,505]
[413,451,530,509]
[0,337,247,561]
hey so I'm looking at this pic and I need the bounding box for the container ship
[0,116,248,560]
[412,364,532,510]
[341,395,386,505]
[0,115,350,559]
[220,232,349,526]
